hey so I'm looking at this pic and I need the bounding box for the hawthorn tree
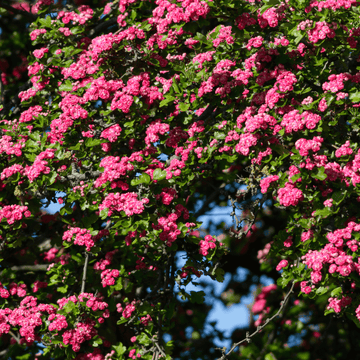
[2,0,360,359]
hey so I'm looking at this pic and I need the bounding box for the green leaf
[14,354,32,360]
[113,343,127,357]
[100,208,108,220]
[314,207,332,217]
[178,102,189,112]
[117,318,128,325]
[85,138,103,147]
[57,285,68,293]
[331,287,342,297]
[350,91,360,103]
[291,173,301,183]
[153,168,167,181]
[172,78,181,93]
[131,173,151,186]
[312,167,327,181]
[265,354,277,360]
[316,286,328,296]
[160,95,175,107]
[332,190,346,205]
[59,80,73,92]
[190,290,205,304]
[82,212,98,227]
[214,131,225,140]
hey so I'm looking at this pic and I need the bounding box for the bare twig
[216,281,295,360]
[81,252,89,293]
[8,330,20,344]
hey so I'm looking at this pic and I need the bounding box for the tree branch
[216,281,295,360]
[89,17,118,38]
[0,1,37,21]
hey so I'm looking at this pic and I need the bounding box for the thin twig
[81,252,89,294]
[216,281,295,360]
[154,341,166,357]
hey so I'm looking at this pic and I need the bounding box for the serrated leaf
[160,95,175,107]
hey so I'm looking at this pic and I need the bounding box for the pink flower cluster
[156,187,178,205]
[260,175,279,194]
[99,192,149,217]
[1,164,25,180]
[117,301,137,319]
[307,21,336,43]
[32,280,48,293]
[211,25,234,47]
[281,110,321,133]
[101,269,120,287]
[335,140,353,158]
[63,319,97,352]
[63,227,95,251]
[57,5,94,25]
[94,249,118,271]
[246,36,263,50]
[259,6,284,28]
[192,51,216,68]
[252,284,277,327]
[0,134,26,157]
[48,314,68,332]
[59,27,72,36]
[235,12,256,30]
[257,242,271,264]
[30,28,47,41]
[199,235,217,256]
[327,296,352,314]
[25,148,55,183]
[277,183,304,207]
[295,136,323,156]
[101,124,122,143]
[9,282,27,297]
[322,73,351,93]
[145,120,170,146]
[33,47,48,59]
[153,212,181,246]
[0,205,31,225]
[0,296,55,343]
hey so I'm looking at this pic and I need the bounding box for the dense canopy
[2,0,360,359]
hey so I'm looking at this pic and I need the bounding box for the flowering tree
[2,0,360,359]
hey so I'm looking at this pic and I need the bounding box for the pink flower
[276,260,288,271]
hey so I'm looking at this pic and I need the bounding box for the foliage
[1,0,360,359]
